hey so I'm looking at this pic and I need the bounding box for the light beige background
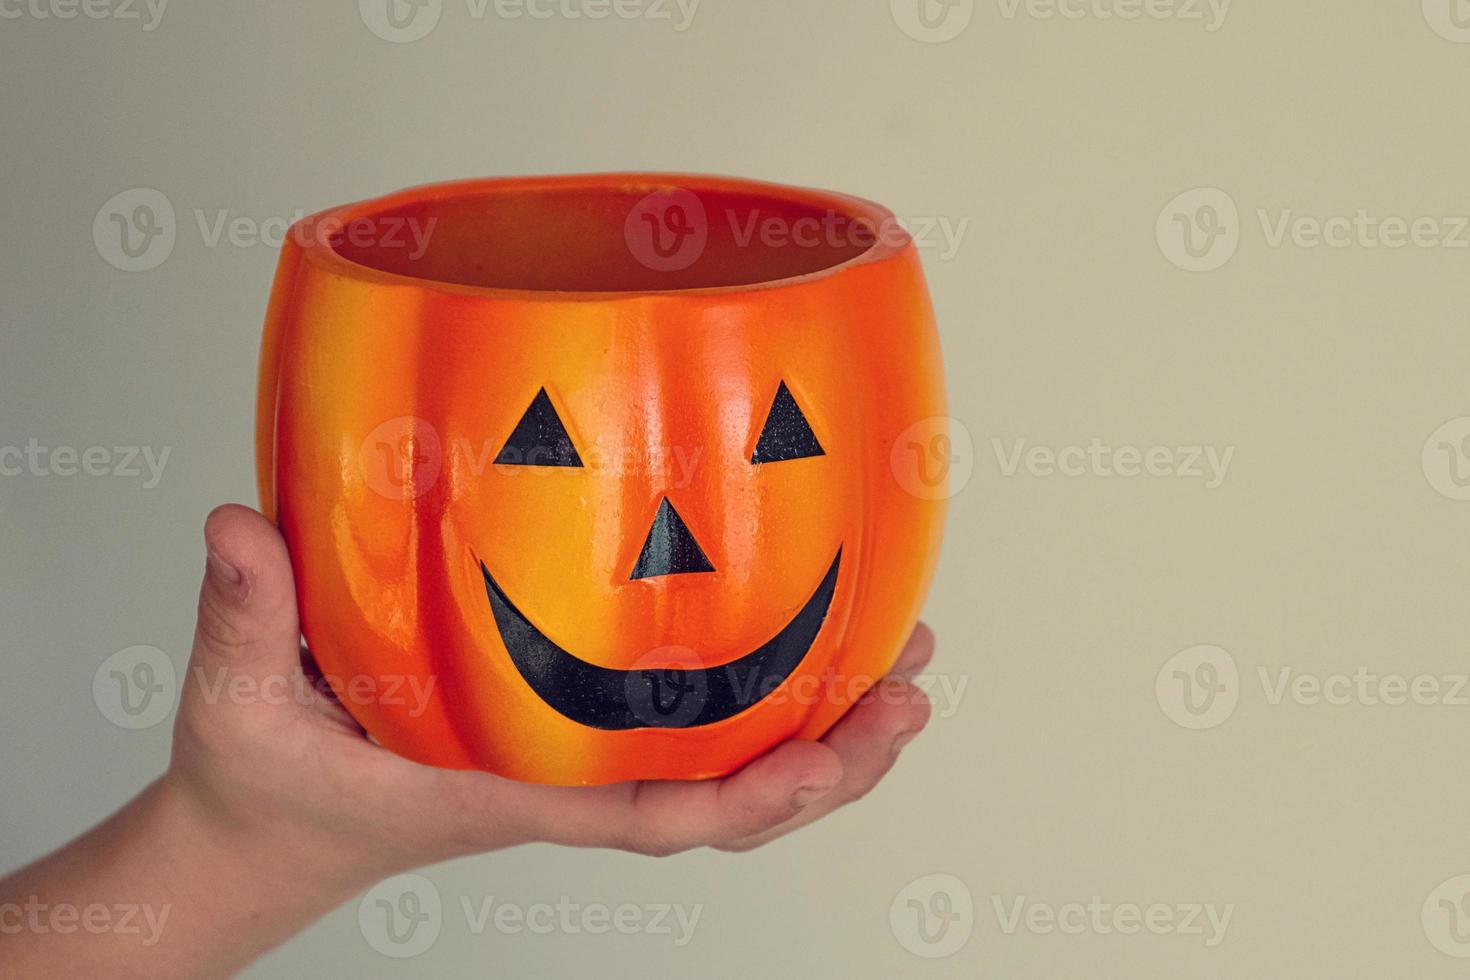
[5,0,1470,976]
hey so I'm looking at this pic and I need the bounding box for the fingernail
[207,549,243,586]
[892,729,923,755]
[791,783,836,810]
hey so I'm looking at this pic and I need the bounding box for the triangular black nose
[630,498,715,580]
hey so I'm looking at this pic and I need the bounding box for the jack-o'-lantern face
[479,380,839,731]
[259,174,947,785]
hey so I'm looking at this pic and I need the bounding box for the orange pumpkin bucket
[256,174,947,785]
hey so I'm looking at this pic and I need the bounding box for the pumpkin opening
[327,177,885,293]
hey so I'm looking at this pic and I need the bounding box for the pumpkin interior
[328,181,879,292]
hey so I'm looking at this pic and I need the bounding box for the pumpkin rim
[286,172,913,303]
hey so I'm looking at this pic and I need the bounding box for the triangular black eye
[751,381,824,464]
[496,388,583,467]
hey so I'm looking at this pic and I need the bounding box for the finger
[186,504,302,694]
[424,739,843,857]
[298,645,365,732]
[615,740,844,855]
[890,622,936,681]
[718,677,931,853]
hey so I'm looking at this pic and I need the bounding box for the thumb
[189,504,302,689]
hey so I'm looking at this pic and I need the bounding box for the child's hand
[0,504,933,979]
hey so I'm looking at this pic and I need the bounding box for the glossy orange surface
[257,174,947,785]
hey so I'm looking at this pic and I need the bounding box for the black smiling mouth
[480,550,842,731]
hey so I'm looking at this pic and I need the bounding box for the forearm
[0,777,359,980]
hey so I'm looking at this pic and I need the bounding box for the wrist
[139,773,374,973]
[0,775,368,980]
[152,769,380,900]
